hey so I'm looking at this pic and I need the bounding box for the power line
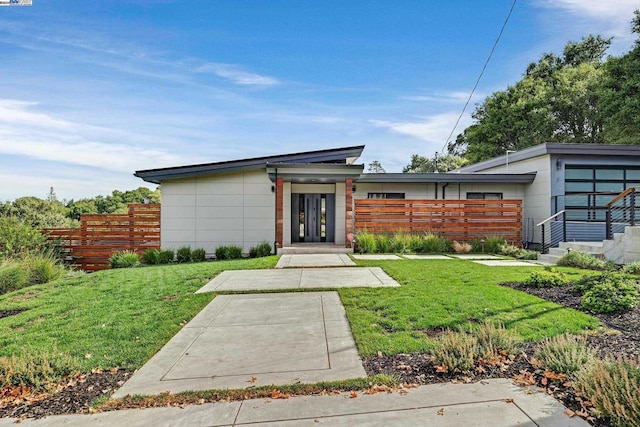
[440,0,518,155]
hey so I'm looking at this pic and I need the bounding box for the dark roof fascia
[266,163,364,183]
[356,172,536,184]
[459,142,640,172]
[134,145,365,184]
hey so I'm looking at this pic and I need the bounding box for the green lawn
[0,257,277,371]
[0,256,600,376]
[341,259,600,357]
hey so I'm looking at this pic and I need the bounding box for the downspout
[273,167,278,255]
[442,183,449,199]
[434,183,438,199]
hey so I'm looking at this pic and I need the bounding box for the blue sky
[1,0,639,201]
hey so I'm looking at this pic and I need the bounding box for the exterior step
[278,244,353,255]
[537,254,562,264]
[558,241,604,254]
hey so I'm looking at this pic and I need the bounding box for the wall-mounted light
[556,159,562,170]
[271,185,275,193]
[352,185,357,192]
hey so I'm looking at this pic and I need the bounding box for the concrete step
[548,247,567,257]
[278,245,353,255]
[558,241,604,254]
[537,253,562,265]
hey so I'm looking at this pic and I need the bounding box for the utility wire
[440,0,518,155]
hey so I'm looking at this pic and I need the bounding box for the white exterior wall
[353,182,524,200]
[161,170,275,254]
[335,182,346,245]
[469,155,551,233]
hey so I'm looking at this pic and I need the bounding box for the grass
[340,259,600,357]
[0,257,277,372]
[0,255,601,391]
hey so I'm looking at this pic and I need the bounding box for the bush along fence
[354,198,523,243]
[43,204,160,271]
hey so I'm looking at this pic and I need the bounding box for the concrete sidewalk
[1,379,588,426]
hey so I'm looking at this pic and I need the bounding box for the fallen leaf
[541,377,548,386]
[504,398,514,403]
[271,390,290,399]
[564,408,576,418]
[84,353,92,359]
[350,391,358,398]
[435,364,448,373]
[249,376,257,384]
[437,408,445,416]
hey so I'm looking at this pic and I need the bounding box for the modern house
[134,142,640,256]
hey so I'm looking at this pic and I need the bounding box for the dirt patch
[0,369,131,420]
[0,308,27,319]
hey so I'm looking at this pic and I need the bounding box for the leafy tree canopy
[403,154,467,173]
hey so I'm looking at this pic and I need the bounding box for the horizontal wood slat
[355,199,522,243]
[43,204,160,272]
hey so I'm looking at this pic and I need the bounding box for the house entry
[291,193,335,243]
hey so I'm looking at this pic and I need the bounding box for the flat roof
[459,143,640,172]
[356,172,536,184]
[135,145,365,184]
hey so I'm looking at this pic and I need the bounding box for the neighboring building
[134,142,640,255]
[459,143,640,246]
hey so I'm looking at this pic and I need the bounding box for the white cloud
[537,0,638,40]
[197,63,280,86]
[370,112,473,146]
[0,98,189,173]
[401,91,486,104]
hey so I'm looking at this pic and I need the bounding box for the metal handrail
[536,210,566,227]
[605,186,640,208]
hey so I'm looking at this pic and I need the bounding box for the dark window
[367,193,405,199]
[564,165,640,221]
[466,192,503,200]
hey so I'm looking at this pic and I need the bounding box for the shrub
[471,236,506,253]
[575,356,640,426]
[473,321,521,359]
[25,251,65,285]
[355,232,376,253]
[452,241,472,253]
[0,217,47,259]
[375,234,392,253]
[414,233,450,253]
[191,248,207,262]
[557,250,614,271]
[499,244,539,260]
[254,241,272,257]
[622,261,640,275]
[158,249,175,264]
[142,248,160,265]
[0,346,79,391]
[581,274,639,313]
[176,246,192,263]
[390,232,412,253]
[109,250,140,269]
[0,260,30,295]
[215,245,243,260]
[433,330,478,372]
[525,268,569,288]
[535,335,597,377]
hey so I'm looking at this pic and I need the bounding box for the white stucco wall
[161,169,275,255]
[353,182,525,200]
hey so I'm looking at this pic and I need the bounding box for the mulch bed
[1,282,637,424]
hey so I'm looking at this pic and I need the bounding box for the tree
[403,153,467,173]
[599,10,640,144]
[366,160,386,173]
[453,35,611,162]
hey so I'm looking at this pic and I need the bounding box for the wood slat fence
[354,199,522,243]
[43,204,160,271]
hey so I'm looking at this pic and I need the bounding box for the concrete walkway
[276,254,355,268]
[2,379,588,426]
[113,292,365,397]
[196,267,399,292]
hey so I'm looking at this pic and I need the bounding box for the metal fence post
[606,209,612,240]
[541,224,546,254]
[631,190,636,227]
